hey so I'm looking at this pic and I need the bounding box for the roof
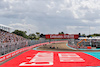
[0,24,12,29]
[79,37,100,39]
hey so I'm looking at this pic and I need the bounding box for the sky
[0,0,100,35]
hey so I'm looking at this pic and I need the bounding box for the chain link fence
[0,39,48,56]
[68,39,100,49]
[0,39,68,56]
[28,39,68,46]
[0,40,28,56]
[1,39,88,56]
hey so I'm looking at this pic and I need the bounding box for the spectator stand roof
[79,37,100,39]
[0,24,12,32]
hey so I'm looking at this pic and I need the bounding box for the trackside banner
[45,34,79,39]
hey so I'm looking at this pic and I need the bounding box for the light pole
[89,25,90,35]
[89,25,92,46]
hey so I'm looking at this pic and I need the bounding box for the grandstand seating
[0,29,28,56]
[0,29,27,43]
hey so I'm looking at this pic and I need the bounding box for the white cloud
[1,0,100,35]
[9,22,38,35]
[3,0,7,2]
[66,26,77,30]
[56,10,60,13]
[59,4,67,11]
[66,26,98,34]
[9,5,13,9]
[82,20,89,23]
[90,27,95,30]
[47,4,52,9]
[72,11,79,19]
[46,1,55,9]
[95,19,100,23]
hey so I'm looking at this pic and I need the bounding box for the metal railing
[0,40,28,56]
[0,39,68,56]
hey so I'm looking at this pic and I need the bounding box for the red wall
[45,34,79,39]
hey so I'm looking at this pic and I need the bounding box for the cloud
[9,21,38,35]
[0,0,100,35]
[66,26,100,35]
[82,20,90,23]
[95,19,100,23]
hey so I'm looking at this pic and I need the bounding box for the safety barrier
[68,40,88,49]
[0,46,30,62]
[68,39,100,50]
[0,40,28,56]
[0,39,50,56]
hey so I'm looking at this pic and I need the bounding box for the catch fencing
[0,40,28,56]
[68,39,100,49]
[0,39,49,56]
[0,39,68,56]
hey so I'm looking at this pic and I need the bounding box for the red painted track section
[1,50,100,67]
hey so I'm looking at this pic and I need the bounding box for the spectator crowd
[0,29,27,44]
[0,29,28,55]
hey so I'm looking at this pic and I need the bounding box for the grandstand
[0,24,28,56]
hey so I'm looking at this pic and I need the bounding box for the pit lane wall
[0,40,67,62]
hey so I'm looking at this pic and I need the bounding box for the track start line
[1,50,100,67]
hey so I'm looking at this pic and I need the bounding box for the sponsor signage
[45,34,79,39]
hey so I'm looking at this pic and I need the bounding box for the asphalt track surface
[37,42,100,52]
[1,42,100,67]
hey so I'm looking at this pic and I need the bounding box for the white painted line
[58,53,85,62]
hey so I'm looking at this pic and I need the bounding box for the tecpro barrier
[0,40,67,62]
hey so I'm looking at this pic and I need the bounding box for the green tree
[29,33,36,40]
[40,33,45,38]
[12,30,28,39]
[61,32,64,34]
[81,34,86,37]
[58,32,64,34]
[79,33,81,36]
[58,32,61,34]
[36,32,40,40]
[36,32,40,35]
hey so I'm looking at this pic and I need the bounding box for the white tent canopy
[0,24,12,32]
[79,37,100,39]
